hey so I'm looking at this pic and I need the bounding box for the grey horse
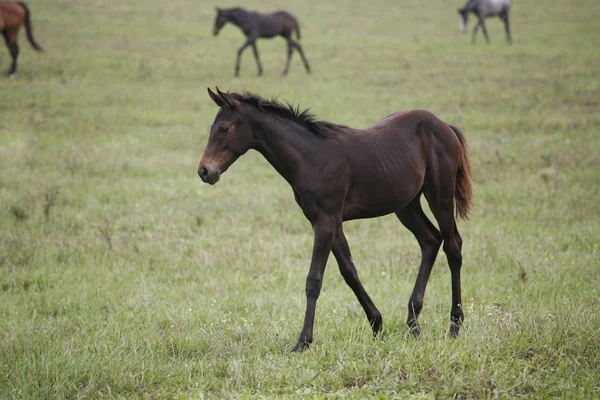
[458,0,512,44]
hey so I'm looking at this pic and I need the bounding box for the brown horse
[0,1,42,77]
[198,89,473,352]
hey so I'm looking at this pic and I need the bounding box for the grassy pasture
[1,0,599,398]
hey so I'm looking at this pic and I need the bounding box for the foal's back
[347,110,454,144]
[342,109,462,181]
[251,10,297,38]
[332,110,460,219]
[476,0,511,16]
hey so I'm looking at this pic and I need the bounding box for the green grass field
[1,0,599,398]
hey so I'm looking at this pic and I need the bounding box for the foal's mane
[222,7,244,13]
[462,0,479,11]
[219,7,250,19]
[230,91,345,137]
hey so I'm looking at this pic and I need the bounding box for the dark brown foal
[213,7,311,77]
[0,1,42,77]
[198,89,473,352]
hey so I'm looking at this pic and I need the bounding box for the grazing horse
[213,7,311,77]
[0,1,42,76]
[198,89,473,352]
[458,0,512,44]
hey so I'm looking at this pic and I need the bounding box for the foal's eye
[218,125,230,133]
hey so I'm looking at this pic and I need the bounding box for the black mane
[230,92,346,137]
[226,7,244,12]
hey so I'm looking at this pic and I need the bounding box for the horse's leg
[478,16,490,44]
[331,225,382,337]
[395,196,442,336]
[292,218,336,352]
[288,39,311,74]
[500,10,512,44]
[250,42,263,76]
[471,20,481,44]
[281,40,293,77]
[423,170,465,338]
[3,30,19,76]
[234,37,255,77]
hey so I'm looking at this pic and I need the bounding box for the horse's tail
[449,124,473,220]
[294,21,301,40]
[18,2,43,52]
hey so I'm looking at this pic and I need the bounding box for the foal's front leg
[234,36,256,77]
[478,16,490,44]
[292,219,336,353]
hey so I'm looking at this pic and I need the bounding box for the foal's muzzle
[198,164,221,185]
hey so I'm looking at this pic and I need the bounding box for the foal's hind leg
[471,21,480,44]
[478,16,490,44]
[289,39,311,74]
[423,184,465,337]
[499,10,512,44]
[331,225,382,336]
[396,195,442,336]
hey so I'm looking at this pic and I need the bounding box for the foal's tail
[294,21,301,40]
[18,2,43,52]
[449,124,473,220]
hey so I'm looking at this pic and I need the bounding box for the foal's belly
[342,175,423,221]
[341,147,425,220]
[342,201,406,221]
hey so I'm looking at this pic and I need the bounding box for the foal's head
[198,88,253,185]
[213,8,228,36]
[457,8,469,33]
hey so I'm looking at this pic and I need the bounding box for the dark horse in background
[0,1,42,76]
[198,88,473,352]
[458,0,512,44]
[213,7,311,77]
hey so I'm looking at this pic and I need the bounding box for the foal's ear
[207,87,226,108]
[215,7,222,13]
[216,87,242,110]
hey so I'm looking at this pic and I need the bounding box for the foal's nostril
[199,166,209,181]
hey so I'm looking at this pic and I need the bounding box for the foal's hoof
[449,323,461,338]
[291,341,309,353]
[370,315,383,337]
[408,322,422,337]
[7,74,16,81]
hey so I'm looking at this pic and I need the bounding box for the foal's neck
[225,9,248,28]
[464,0,480,12]
[248,112,325,185]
